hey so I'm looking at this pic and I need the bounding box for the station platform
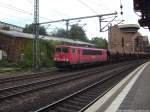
[85,61,150,112]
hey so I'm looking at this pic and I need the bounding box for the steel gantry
[39,12,118,33]
[33,0,117,69]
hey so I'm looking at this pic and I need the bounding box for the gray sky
[0,0,149,40]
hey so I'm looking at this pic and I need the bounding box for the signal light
[133,0,140,11]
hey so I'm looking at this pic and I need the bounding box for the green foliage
[0,60,19,67]
[91,37,108,48]
[23,24,47,35]
[49,25,88,42]
[40,26,47,35]
[20,39,62,68]
[20,41,33,67]
[69,25,88,41]
[23,24,33,34]
[39,40,63,67]
[50,28,67,38]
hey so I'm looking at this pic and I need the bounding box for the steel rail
[0,67,57,84]
[34,63,140,112]
[0,61,136,102]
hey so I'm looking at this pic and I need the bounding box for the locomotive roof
[56,45,107,51]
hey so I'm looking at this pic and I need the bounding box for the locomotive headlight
[54,58,57,61]
[66,59,69,61]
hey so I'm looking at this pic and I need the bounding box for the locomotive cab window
[62,48,68,53]
[56,48,61,52]
[56,47,68,53]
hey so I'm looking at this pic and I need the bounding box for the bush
[39,40,62,67]
[20,39,62,68]
[0,60,19,67]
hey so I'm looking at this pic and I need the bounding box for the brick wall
[0,34,31,62]
[108,25,149,54]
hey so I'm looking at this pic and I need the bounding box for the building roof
[118,24,140,33]
[0,21,23,32]
[0,30,95,46]
[118,24,140,29]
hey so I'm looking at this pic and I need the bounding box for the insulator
[120,5,123,9]
[120,11,123,15]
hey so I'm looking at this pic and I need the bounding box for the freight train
[54,45,150,69]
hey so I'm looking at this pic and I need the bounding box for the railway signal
[133,0,140,11]
[133,0,150,29]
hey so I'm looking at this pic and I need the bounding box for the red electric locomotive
[54,45,108,68]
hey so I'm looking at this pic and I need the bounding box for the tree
[69,25,88,41]
[49,25,88,42]
[23,24,47,35]
[50,28,67,37]
[91,37,108,48]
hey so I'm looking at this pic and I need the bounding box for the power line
[77,0,98,14]
[0,1,53,23]
[51,9,71,18]
[26,0,33,5]
[0,2,32,15]
[86,0,113,13]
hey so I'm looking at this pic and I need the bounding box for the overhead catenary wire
[51,9,71,18]
[0,2,32,15]
[0,1,54,23]
[0,1,72,25]
[0,2,33,26]
[86,0,113,13]
[77,0,98,14]
[26,0,33,5]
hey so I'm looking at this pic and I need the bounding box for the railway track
[0,60,140,85]
[34,63,140,112]
[0,61,139,102]
[0,67,57,84]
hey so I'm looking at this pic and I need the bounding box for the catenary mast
[33,0,39,69]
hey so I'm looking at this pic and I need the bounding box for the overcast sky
[0,0,149,40]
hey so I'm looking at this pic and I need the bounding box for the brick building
[0,30,32,62]
[0,29,95,62]
[108,24,149,54]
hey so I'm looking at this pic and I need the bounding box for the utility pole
[33,0,39,69]
[99,16,102,32]
[65,20,69,38]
